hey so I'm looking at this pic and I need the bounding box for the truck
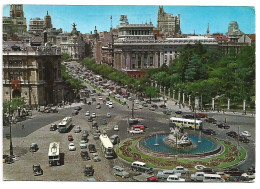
[48,142,60,166]
[58,117,72,133]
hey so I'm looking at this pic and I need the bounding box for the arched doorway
[12,89,21,98]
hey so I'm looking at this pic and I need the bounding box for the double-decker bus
[48,142,60,166]
[169,117,203,130]
[58,117,72,133]
[99,134,115,159]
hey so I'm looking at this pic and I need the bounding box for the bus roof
[170,117,202,123]
[59,117,72,126]
[48,142,60,156]
[99,134,113,149]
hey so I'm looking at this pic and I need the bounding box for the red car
[68,134,73,141]
[197,113,208,118]
[205,117,217,124]
[147,176,158,182]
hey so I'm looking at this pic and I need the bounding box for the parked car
[92,153,101,162]
[98,97,103,100]
[88,144,96,153]
[96,105,101,109]
[147,176,159,182]
[72,110,79,116]
[157,170,175,179]
[112,166,130,178]
[108,104,113,109]
[224,168,244,176]
[217,123,230,129]
[151,104,158,108]
[175,111,182,114]
[241,131,251,137]
[80,140,87,149]
[102,119,107,125]
[114,125,119,131]
[68,134,73,141]
[197,113,208,118]
[173,166,189,174]
[33,164,43,176]
[29,143,39,152]
[50,124,57,131]
[74,106,82,111]
[74,126,81,133]
[110,134,120,145]
[247,166,255,174]
[202,129,216,135]
[107,113,111,118]
[68,143,76,151]
[129,128,144,134]
[84,165,94,176]
[205,117,217,124]
[131,161,153,174]
[201,168,217,174]
[88,116,93,122]
[83,130,89,137]
[238,135,250,143]
[142,103,148,107]
[159,104,166,109]
[81,149,90,161]
[166,174,185,182]
[149,107,156,111]
[182,114,194,119]
[226,131,238,138]
[91,113,96,118]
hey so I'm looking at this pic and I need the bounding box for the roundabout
[116,134,247,170]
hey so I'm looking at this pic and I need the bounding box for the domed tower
[44,11,53,29]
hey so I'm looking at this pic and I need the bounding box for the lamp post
[194,92,199,131]
[182,90,185,104]
[243,99,246,115]
[173,90,175,100]
[227,98,230,110]
[212,98,215,111]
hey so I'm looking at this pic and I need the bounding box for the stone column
[141,53,144,68]
[126,53,130,70]
[183,92,185,103]
[212,98,215,111]
[168,89,170,97]
[243,100,246,111]
[188,95,191,106]
[227,98,230,110]
[173,90,175,100]
[178,90,181,103]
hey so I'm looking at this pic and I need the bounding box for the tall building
[157,6,181,36]
[44,11,53,29]
[2,36,63,107]
[226,21,244,42]
[2,4,27,37]
[28,17,44,35]
[113,15,217,78]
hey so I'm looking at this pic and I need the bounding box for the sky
[2,5,256,35]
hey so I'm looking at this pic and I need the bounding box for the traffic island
[116,136,246,170]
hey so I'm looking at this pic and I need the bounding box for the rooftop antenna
[110,16,113,31]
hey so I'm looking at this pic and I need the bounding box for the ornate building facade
[28,17,45,35]
[2,4,27,37]
[2,38,63,107]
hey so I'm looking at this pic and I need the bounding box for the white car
[107,113,111,118]
[99,97,103,100]
[241,131,251,137]
[91,113,96,118]
[167,174,185,182]
[138,105,143,109]
[68,143,76,151]
[85,111,90,116]
[134,100,139,104]
[106,101,110,106]
[80,140,87,149]
[114,125,119,131]
[129,128,143,134]
[115,94,121,99]
[109,105,113,109]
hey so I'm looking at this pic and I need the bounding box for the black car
[151,104,158,108]
[182,114,194,119]
[224,168,244,176]
[50,124,57,131]
[217,123,230,129]
[159,104,166,109]
[72,110,79,116]
[247,166,255,174]
[81,135,88,142]
[175,111,182,114]
[81,150,90,161]
[106,97,110,101]
[74,106,82,111]
[33,164,43,176]
[29,143,39,152]
[146,100,151,104]
[202,129,216,135]
[84,165,94,176]
[205,117,217,124]
[226,131,238,138]
[88,144,96,153]
[238,135,250,143]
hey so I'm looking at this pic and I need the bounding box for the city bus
[48,142,60,166]
[99,134,115,159]
[169,117,203,130]
[58,117,72,133]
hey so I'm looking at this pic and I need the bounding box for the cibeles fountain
[163,126,193,148]
[138,125,223,159]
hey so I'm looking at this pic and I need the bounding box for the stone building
[157,6,181,36]
[113,15,217,78]
[2,4,27,37]
[44,11,53,29]
[2,37,63,107]
[28,17,44,35]
[56,23,85,60]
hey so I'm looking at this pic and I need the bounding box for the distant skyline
[3,5,255,34]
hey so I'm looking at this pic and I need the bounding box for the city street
[3,62,255,181]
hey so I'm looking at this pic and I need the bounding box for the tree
[61,53,69,61]
[145,86,160,101]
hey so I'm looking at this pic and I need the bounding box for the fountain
[163,126,192,148]
[154,134,159,146]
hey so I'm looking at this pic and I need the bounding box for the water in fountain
[154,134,159,146]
